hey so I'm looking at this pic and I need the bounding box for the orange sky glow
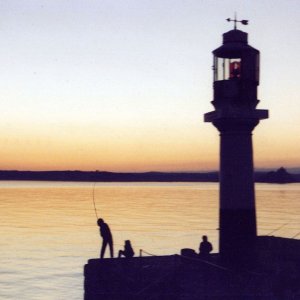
[1,1,300,172]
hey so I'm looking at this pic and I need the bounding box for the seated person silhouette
[199,235,213,257]
[118,240,135,258]
[97,218,114,259]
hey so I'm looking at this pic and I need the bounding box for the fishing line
[92,182,98,220]
[267,222,288,236]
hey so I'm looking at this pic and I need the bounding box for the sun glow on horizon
[0,1,300,172]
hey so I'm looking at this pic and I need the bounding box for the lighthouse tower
[204,19,268,260]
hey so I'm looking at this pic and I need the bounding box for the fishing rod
[92,182,98,220]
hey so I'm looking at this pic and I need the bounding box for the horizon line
[0,166,299,173]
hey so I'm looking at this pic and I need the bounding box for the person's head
[125,240,131,246]
[202,235,208,242]
[97,218,104,227]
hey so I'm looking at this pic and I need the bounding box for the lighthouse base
[220,208,257,262]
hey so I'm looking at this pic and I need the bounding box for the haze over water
[1,181,299,299]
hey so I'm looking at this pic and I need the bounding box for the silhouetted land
[0,167,299,183]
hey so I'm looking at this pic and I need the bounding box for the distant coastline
[0,167,299,183]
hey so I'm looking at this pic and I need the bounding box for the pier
[84,236,300,299]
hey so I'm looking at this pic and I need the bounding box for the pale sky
[0,0,299,171]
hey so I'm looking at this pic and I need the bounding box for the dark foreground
[84,236,300,300]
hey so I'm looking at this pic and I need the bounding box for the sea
[0,181,299,300]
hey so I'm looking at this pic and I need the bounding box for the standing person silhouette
[97,218,114,259]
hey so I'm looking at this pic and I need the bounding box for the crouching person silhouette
[199,235,213,258]
[97,218,114,258]
[118,240,135,258]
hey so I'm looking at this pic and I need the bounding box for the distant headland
[0,167,299,183]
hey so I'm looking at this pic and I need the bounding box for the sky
[0,0,299,172]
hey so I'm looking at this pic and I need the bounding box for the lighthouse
[204,18,268,260]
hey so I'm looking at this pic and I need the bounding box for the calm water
[0,181,299,299]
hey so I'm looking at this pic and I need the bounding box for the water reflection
[0,181,299,299]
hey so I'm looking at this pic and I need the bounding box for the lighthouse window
[229,60,241,79]
[214,57,241,81]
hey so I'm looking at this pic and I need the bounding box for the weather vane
[226,13,248,30]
